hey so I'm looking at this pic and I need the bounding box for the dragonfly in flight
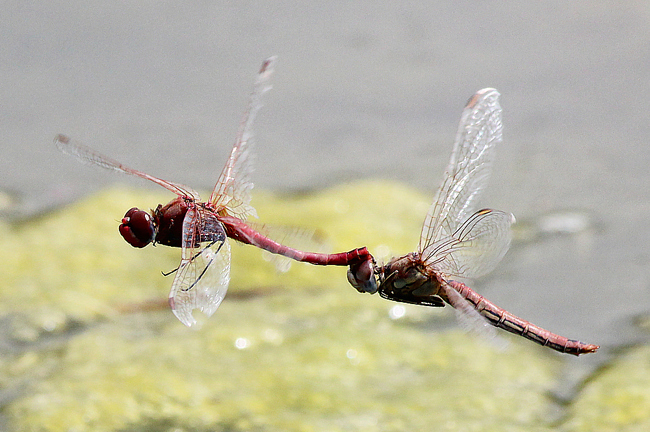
[348,88,598,355]
[56,57,375,326]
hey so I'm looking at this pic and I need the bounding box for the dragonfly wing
[169,208,231,326]
[246,222,326,273]
[440,281,505,349]
[54,134,199,199]
[422,209,515,279]
[419,89,503,253]
[210,57,277,220]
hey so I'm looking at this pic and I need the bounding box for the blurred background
[2,1,649,430]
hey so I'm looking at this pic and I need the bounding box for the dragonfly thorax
[119,207,157,248]
[376,253,445,307]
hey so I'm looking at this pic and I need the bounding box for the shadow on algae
[0,180,648,431]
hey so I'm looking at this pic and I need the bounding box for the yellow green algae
[561,345,650,432]
[0,181,645,431]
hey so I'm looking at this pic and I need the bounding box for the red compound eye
[119,207,155,248]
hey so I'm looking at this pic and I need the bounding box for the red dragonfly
[56,57,374,326]
[349,88,598,355]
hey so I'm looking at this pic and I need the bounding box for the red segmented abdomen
[252,231,370,265]
[447,280,599,356]
[219,215,371,266]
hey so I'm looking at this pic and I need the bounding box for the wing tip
[260,56,278,74]
[169,296,197,327]
[465,88,500,109]
[169,291,224,327]
[54,134,69,145]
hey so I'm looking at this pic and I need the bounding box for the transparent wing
[441,281,507,351]
[441,281,498,339]
[252,223,327,273]
[422,209,515,279]
[419,89,503,253]
[168,207,231,327]
[54,134,199,199]
[210,56,277,220]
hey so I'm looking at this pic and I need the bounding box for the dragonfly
[348,88,598,356]
[56,57,375,327]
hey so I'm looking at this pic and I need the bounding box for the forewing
[54,134,199,199]
[419,89,503,253]
[422,209,514,279]
[210,57,277,220]
[169,207,231,327]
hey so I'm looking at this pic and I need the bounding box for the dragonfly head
[119,207,157,248]
[347,255,378,294]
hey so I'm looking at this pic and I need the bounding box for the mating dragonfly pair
[56,57,598,356]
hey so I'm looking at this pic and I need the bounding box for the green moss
[0,182,636,431]
[562,345,650,432]
[5,290,561,431]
